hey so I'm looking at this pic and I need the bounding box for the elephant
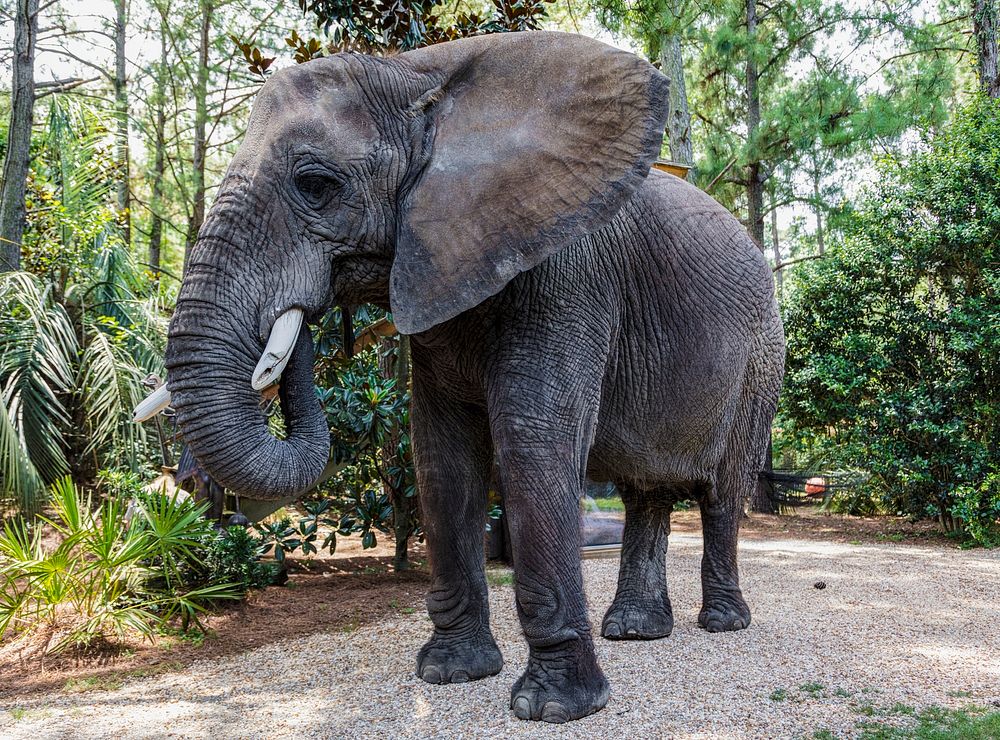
[156,31,784,723]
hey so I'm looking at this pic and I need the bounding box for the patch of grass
[946,690,973,698]
[590,497,625,512]
[63,676,124,693]
[770,688,788,702]
[850,539,863,545]
[854,704,877,717]
[7,708,50,722]
[834,688,853,698]
[487,569,515,587]
[812,730,839,740]
[877,533,906,542]
[858,705,1000,739]
[889,703,916,717]
[159,626,212,647]
[401,607,417,615]
[800,681,826,697]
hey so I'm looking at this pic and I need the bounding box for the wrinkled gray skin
[165,32,784,724]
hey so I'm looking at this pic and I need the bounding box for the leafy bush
[195,526,278,593]
[0,478,242,654]
[779,95,1000,545]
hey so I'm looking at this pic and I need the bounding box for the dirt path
[2,533,996,739]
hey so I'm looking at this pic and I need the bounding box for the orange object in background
[805,477,827,496]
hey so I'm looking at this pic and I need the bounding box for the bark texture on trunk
[379,333,414,572]
[745,0,765,250]
[114,0,130,246]
[184,0,213,269]
[770,188,782,297]
[0,0,39,272]
[658,20,693,172]
[148,14,169,280]
[974,0,1000,98]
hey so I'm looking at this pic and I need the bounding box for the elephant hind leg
[698,389,774,633]
[601,484,676,640]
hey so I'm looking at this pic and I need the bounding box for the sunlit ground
[2,535,997,739]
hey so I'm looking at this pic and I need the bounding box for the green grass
[7,708,51,722]
[858,705,1000,739]
[812,731,838,740]
[61,662,184,694]
[588,497,625,512]
[800,682,826,697]
[770,688,789,702]
[63,676,124,693]
[487,569,515,587]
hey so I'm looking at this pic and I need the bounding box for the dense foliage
[0,478,264,654]
[0,100,166,512]
[779,95,1000,545]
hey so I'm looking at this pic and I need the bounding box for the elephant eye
[295,172,340,208]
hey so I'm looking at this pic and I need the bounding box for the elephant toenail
[512,696,532,719]
[626,628,638,636]
[541,701,570,723]
[604,622,621,638]
[451,670,470,683]
[421,666,442,684]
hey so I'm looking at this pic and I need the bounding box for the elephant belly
[587,330,748,488]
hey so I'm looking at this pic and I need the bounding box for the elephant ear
[389,31,670,334]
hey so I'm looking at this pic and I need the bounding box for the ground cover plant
[0,477,275,656]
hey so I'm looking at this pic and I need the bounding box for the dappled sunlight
[4,535,996,738]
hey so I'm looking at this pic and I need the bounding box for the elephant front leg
[496,429,609,723]
[602,486,674,640]
[412,388,502,684]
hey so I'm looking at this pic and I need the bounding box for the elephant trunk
[164,235,330,500]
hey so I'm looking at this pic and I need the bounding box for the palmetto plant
[0,478,240,654]
[0,99,167,512]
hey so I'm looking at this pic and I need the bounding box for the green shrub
[0,478,242,654]
[779,95,1000,545]
[195,526,278,592]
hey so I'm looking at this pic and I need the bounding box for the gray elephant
[157,31,784,723]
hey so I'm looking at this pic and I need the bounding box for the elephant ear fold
[389,31,670,335]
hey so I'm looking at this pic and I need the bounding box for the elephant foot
[698,595,751,633]
[509,645,610,723]
[601,598,673,640]
[416,628,503,684]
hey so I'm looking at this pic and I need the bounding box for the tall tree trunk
[744,0,765,248]
[379,333,413,572]
[812,151,825,255]
[184,0,212,270]
[113,0,130,246]
[0,0,39,272]
[148,13,169,281]
[974,0,1000,97]
[658,11,693,172]
[770,187,782,297]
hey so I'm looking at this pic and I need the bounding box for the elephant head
[156,31,669,501]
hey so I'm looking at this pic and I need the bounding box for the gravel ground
[2,535,998,739]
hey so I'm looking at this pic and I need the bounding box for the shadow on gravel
[0,554,430,701]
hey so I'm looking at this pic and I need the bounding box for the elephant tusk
[133,383,172,422]
[251,308,305,391]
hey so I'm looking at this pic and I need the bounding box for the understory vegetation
[0,477,277,655]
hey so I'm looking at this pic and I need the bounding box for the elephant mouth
[134,307,306,422]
